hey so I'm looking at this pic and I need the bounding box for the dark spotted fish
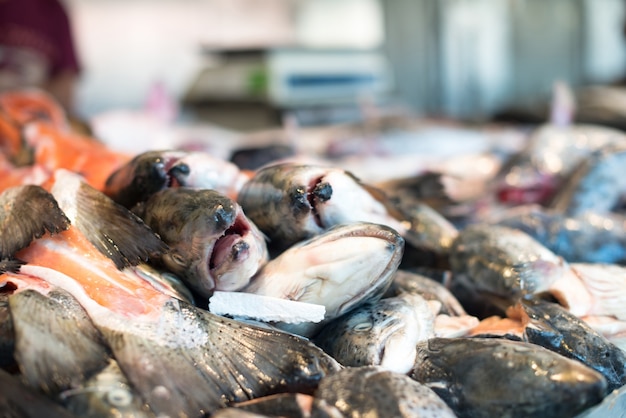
[316,366,456,418]
[412,337,608,418]
[134,187,268,297]
[520,298,626,392]
[313,293,434,373]
[449,224,568,301]
[237,162,407,250]
[103,150,248,209]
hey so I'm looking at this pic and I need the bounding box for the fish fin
[104,299,340,417]
[0,185,70,259]
[10,289,110,395]
[52,170,168,269]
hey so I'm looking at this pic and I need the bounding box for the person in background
[0,0,81,116]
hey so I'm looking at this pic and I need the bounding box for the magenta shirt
[0,0,80,77]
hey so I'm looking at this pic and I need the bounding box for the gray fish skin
[60,359,155,418]
[548,141,626,216]
[242,222,404,337]
[449,224,566,300]
[237,163,406,250]
[316,366,456,418]
[492,204,626,264]
[313,293,434,374]
[101,299,341,417]
[521,298,626,392]
[412,337,608,418]
[9,289,110,396]
[135,187,268,297]
[0,368,77,418]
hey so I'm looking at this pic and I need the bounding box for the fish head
[246,222,404,321]
[103,150,187,208]
[168,152,249,199]
[141,188,268,298]
[238,163,405,249]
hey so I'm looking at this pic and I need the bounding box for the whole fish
[133,187,268,297]
[236,162,408,250]
[242,222,404,337]
[103,150,249,208]
[313,293,434,373]
[412,337,608,418]
[548,141,626,216]
[490,204,626,264]
[1,170,341,417]
[449,224,568,301]
[316,366,457,418]
[519,298,626,392]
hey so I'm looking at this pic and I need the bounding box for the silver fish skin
[316,365,456,418]
[237,162,407,249]
[569,263,626,320]
[412,337,608,418]
[135,187,269,297]
[548,141,626,216]
[60,359,155,418]
[8,287,110,396]
[520,298,626,392]
[313,293,434,374]
[449,224,567,300]
[491,204,626,264]
[103,150,248,209]
[242,222,404,337]
[0,368,77,418]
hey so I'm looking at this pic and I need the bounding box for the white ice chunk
[209,291,326,324]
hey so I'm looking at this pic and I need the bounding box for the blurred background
[0,0,606,147]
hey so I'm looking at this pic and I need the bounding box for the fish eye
[352,321,373,332]
[107,388,133,407]
[168,252,186,266]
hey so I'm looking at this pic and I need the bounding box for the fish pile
[2,88,626,417]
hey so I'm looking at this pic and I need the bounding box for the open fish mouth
[161,155,188,188]
[208,208,268,292]
[306,175,333,229]
[209,212,251,275]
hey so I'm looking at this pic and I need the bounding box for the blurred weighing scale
[182,48,394,130]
